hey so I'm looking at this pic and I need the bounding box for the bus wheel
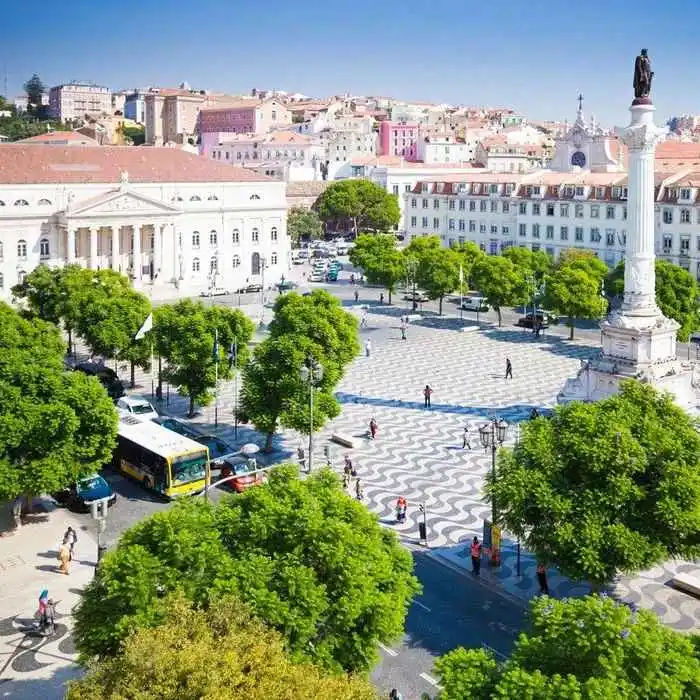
[143,476,154,490]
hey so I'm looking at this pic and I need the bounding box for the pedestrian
[355,478,364,501]
[379,292,384,305]
[470,536,482,576]
[360,312,368,328]
[40,598,56,636]
[63,526,77,558]
[462,425,472,449]
[396,496,407,522]
[57,541,71,575]
[297,446,306,472]
[389,689,403,700]
[530,407,539,420]
[365,338,372,357]
[344,454,353,476]
[342,472,350,490]
[354,289,359,302]
[400,322,406,340]
[369,417,378,440]
[536,562,549,595]
[36,589,49,622]
[505,357,513,380]
[423,384,433,408]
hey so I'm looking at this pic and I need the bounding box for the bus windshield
[171,453,207,485]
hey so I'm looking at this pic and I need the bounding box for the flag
[135,312,153,340]
[212,329,219,363]
[459,265,464,285]
[228,340,237,370]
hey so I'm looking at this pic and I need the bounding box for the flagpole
[233,338,238,441]
[214,328,219,428]
[459,264,464,320]
[150,340,154,398]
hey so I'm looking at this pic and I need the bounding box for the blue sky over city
[2,0,698,124]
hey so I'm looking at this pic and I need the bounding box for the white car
[199,287,230,297]
[117,396,159,422]
[309,272,326,282]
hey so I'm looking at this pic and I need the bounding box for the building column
[89,226,98,269]
[132,224,142,282]
[67,227,76,264]
[111,226,120,270]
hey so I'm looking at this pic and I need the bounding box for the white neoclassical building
[0,145,290,300]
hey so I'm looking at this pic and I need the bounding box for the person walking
[389,689,403,700]
[355,478,364,501]
[423,384,433,408]
[462,425,472,449]
[63,526,77,559]
[470,536,482,576]
[536,562,549,595]
[354,289,359,302]
[400,322,407,340]
[369,417,378,440]
[379,292,384,305]
[365,339,372,357]
[505,357,513,380]
[360,312,368,328]
[57,541,71,575]
[297,446,306,473]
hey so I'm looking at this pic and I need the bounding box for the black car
[517,311,557,329]
[74,361,125,400]
[244,283,263,293]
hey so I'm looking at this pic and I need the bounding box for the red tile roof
[18,131,100,144]
[0,145,272,184]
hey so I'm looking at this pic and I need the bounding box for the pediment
[67,188,181,217]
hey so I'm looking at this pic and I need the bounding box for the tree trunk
[264,432,274,452]
[188,395,195,418]
[497,307,502,327]
[438,295,443,315]
[157,356,162,395]
[130,360,136,388]
[67,327,73,357]
[569,319,575,340]
[388,288,392,304]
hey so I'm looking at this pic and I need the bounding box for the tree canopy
[0,303,117,501]
[23,73,45,112]
[606,259,699,341]
[435,595,700,700]
[545,265,607,339]
[404,236,461,314]
[488,381,700,586]
[287,207,323,245]
[558,248,609,280]
[68,594,376,700]
[502,246,553,281]
[154,300,254,416]
[73,467,420,674]
[471,255,527,326]
[349,233,405,303]
[314,180,400,234]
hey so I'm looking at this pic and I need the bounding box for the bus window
[171,452,207,485]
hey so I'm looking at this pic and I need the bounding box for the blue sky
[2,0,698,125]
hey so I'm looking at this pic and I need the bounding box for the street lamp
[479,417,508,563]
[299,355,323,472]
[259,255,268,312]
[405,256,418,311]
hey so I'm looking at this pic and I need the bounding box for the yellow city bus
[114,416,210,498]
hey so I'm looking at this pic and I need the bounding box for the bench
[459,326,479,333]
[671,572,700,597]
[331,433,356,448]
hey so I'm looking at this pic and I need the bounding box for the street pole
[213,328,219,428]
[308,373,313,473]
[233,338,238,441]
[490,424,497,526]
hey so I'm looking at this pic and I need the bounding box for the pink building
[379,121,419,157]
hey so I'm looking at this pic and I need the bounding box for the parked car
[117,396,158,421]
[517,311,558,329]
[309,272,325,282]
[461,296,489,312]
[53,473,117,512]
[199,287,230,297]
[403,290,430,303]
[73,361,125,401]
[219,457,265,492]
[328,260,342,271]
[326,269,338,282]
[244,283,263,293]
[277,279,298,291]
[296,249,310,259]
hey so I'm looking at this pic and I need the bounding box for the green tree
[452,240,484,289]
[471,255,527,326]
[558,248,609,280]
[23,73,45,113]
[314,180,400,234]
[349,233,405,303]
[287,207,323,245]
[68,594,376,700]
[435,595,700,700]
[502,246,553,280]
[544,265,607,339]
[73,467,420,674]
[153,300,254,416]
[405,236,460,314]
[606,259,699,341]
[488,381,700,588]
[118,123,145,145]
[0,303,117,503]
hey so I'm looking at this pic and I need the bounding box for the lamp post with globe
[300,356,323,472]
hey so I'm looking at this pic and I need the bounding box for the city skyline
[3,0,699,124]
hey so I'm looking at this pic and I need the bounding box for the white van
[461,296,489,312]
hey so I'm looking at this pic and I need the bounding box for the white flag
[459,264,464,285]
[135,312,153,340]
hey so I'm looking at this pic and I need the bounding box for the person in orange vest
[470,536,482,576]
[536,562,549,595]
[396,496,407,522]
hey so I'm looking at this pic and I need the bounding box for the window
[411,198,417,208]
[210,256,218,273]
[663,234,673,253]
[208,194,219,201]
[422,217,428,228]
[449,200,455,210]
[434,199,440,209]
[410,216,417,227]
[680,236,690,255]
[192,257,200,272]
[502,202,509,213]
[479,223,486,233]
[532,224,540,238]
[575,186,584,197]
[606,206,615,219]
[606,229,615,246]
[622,206,627,220]
[251,228,259,243]
[459,220,465,231]
[392,185,399,196]
[663,209,673,224]
[532,243,541,252]
[38,198,52,206]
[17,240,27,259]
[17,270,26,284]
[14,199,29,206]
[421,183,429,193]
[469,220,476,232]
[190,195,201,202]
[449,219,455,230]
[210,230,218,246]
[490,200,498,213]
[519,202,527,214]
[250,194,261,200]
[575,204,584,218]
[681,208,691,223]
[172,195,183,202]
[560,226,568,240]
[560,204,569,217]
[519,223,526,237]
[469,200,476,211]
[459,200,466,210]
[546,203,555,216]
[0,273,3,288]
[271,226,278,241]
[480,200,487,212]
[405,185,411,192]
[192,232,200,248]
[532,203,541,216]
[680,188,691,200]
[546,225,554,239]
[490,224,498,234]
[422,198,429,208]
[232,229,240,244]
[232,254,241,268]
[590,227,601,243]
[40,238,50,258]
[271,252,278,265]
[590,205,600,218]
[575,227,584,242]
[433,217,440,230]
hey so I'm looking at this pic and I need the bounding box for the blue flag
[212,329,219,363]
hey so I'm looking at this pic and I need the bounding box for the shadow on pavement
[481,328,599,359]
[0,663,84,700]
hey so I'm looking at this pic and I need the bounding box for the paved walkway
[0,500,96,698]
